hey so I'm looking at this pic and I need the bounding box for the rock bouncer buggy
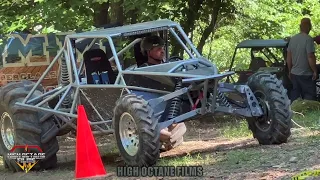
[226,38,320,101]
[0,19,293,171]
[226,39,291,89]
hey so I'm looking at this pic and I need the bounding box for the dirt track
[0,118,320,180]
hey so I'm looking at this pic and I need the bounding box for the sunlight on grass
[291,99,320,114]
[158,149,263,169]
[292,111,320,129]
[219,120,252,139]
[302,131,320,142]
[0,156,2,166]
[291,99,320,129]
[158,153,219,166]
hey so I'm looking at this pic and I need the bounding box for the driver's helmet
[140,35,165,56]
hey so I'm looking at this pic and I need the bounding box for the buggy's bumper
[149,71,264,130]
[181,71,234,83]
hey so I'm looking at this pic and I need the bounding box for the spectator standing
[286,17,318,102]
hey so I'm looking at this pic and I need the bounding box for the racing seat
[236,57,267,84]
[249,57,267,71]
[134,41,148,67]
[83,49,116,84]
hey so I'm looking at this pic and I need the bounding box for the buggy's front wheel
[113,94,160,166]
[246,72,292,145]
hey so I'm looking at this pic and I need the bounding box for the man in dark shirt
[287,17,318,101]
[139,35,166,67]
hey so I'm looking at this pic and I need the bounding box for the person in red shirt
[314,35,320,45]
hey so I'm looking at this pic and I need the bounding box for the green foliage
[0,1,95,34]
[1,0,320,69]
[204,0,320,70]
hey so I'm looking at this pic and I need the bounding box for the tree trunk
[197,1,221,54]
[110,0,124,25]
[93,1,110,27]
[129,8,139,24]
[171,0,204,57]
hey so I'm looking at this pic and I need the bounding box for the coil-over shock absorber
[60,57,72,108]
[217,89,231,107]
[167,79,183,120]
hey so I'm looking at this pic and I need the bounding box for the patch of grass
[218,149,261,168]
[292,111,320,129]
[218,120,252,139]
[291,99,320,114]
[109,144,119,154]
[289,99,320,129]
[158,149,264,170]
[158,153,219,166]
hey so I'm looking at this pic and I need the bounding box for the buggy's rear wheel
[0,80,59,172]
[247,72,292,145]
[1,112,14,151]
[113,94,160,166]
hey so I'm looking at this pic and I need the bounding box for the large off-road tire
[113,94,160,166]
[0,80,59,172]
[246,72,293,145]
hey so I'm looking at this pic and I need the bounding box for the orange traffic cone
[75,105,107,179]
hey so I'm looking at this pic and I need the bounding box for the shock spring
[167,80,183,120]
[60,57,71,107]
[217,89,231,107]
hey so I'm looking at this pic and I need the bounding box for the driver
[139,35,166,67]
[139,36,186,149]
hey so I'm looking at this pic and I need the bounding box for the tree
[1,0,320,67]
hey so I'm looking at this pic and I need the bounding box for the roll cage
[14,19,219,133]
[228,39,289,72]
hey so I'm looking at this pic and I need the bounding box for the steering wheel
[165,56,183,63]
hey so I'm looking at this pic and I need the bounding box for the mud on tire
[0,80,59,172]
[247,72,293,145]
[113,94,160,166]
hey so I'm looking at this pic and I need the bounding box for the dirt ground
[1,116,320,180]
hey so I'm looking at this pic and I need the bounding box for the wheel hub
[119,112,139,156]
[1,112,15,151]
[254,92,272,132]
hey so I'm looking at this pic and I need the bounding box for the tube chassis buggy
[227,38,320,100]
[227,39,290,86]
[0,19,292,170]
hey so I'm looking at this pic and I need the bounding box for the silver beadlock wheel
[1,112,15,151]
[119,112,139,156]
